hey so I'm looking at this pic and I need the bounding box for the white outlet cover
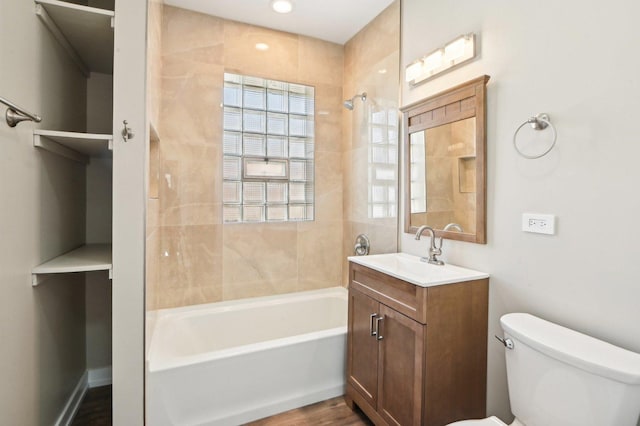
[522,213,556,235]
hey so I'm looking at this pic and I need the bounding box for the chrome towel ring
[513,113,557,159]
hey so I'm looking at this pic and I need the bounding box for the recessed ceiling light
[255,43,270,51]
[271,0,293,14]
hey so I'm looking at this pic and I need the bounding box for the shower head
[343,92,367,110]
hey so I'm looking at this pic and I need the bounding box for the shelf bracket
[35,3,90,78]
[34,133,90,164]
[32,269,112,286]
[32,273,49,287]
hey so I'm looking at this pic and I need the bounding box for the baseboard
[88,366,112,388]
[54,366,113,426]
[54,371,88,426]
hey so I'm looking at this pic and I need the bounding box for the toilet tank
[500,313,640,426]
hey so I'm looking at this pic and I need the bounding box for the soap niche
[458,156,476,193]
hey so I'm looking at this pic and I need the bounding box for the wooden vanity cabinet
[348,289,425,425]
[345,262,489,426]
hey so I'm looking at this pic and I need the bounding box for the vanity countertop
[348,252,489,288]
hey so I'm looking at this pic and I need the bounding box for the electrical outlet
[522,213,556,235]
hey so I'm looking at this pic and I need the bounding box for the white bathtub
[147,287,348,426]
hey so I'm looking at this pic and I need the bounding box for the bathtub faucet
[414,225,443,265]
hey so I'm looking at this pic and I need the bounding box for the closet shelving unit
[31,0,115,286]
[32,244,112,286]
[34,0,114,76]
[34,130,113,163]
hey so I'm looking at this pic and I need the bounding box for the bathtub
[147,287,348,426]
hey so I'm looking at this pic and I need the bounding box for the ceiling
[164,0,395,45]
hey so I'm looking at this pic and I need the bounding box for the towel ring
[513,113,557,159]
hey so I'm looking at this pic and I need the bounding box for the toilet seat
[446,416,507,426]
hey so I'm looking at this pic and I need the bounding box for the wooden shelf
[34,129,113,164]
[35,0,114,76]
[32,244,112,286]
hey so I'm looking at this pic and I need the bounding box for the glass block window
[223,73,315,223]
[368,105,399,219]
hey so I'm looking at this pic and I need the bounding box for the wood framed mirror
[402,75,489,244]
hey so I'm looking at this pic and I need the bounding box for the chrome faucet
[414,225,443,265]
[415,223,463,266]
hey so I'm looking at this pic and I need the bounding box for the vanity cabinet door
[377,304,425,426]
[347,288,380,408]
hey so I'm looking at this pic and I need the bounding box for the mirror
[402,75,489,243]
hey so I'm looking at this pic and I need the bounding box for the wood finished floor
[71,385,112,426]
[246,397,373,426]
[71,388,371,426]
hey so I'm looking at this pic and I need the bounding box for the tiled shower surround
[146,3,400,309]
[342,3,400,284]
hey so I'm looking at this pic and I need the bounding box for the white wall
[0,0,89,424]
[67,0,115,9]
[401,0,640,420]
[86,157,113,371]
[89,0,115,9]
[87,73,113,134]
[86,73,114,373]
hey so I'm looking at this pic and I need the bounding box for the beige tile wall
[419,118,476,232]
[450,117,476,233]
[146,0,163,311]
[148,6,347,309]
[424,124,455,229]
[342,2,401,284]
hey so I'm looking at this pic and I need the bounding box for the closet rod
[0,96,42,127]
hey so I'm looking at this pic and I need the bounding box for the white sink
[348,252,489,287]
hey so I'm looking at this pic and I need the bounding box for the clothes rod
[0,96,42,127]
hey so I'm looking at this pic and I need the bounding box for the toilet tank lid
[501,313,640,385]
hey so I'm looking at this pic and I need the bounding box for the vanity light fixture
[255,43,270,51]
[270,0,293,14]
[405,33,476,86]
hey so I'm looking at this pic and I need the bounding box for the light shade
[405,33,476,86]
[271,0,293,14]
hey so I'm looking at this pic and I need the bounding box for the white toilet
[449,313,640,426]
